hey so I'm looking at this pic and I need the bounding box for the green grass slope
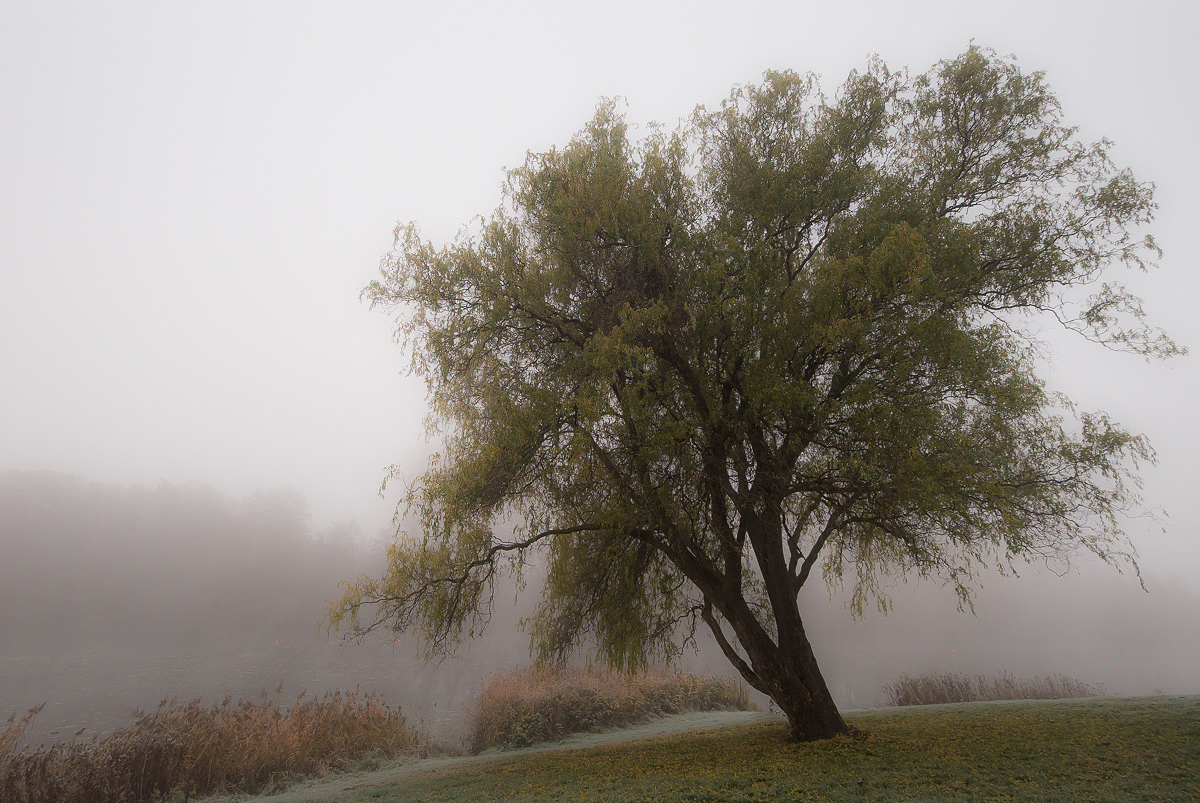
[204,695,1200,803]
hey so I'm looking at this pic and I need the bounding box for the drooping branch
[701,599,768,695]
[426,524,605,593]
[330,523,604,644]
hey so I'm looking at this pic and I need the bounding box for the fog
[0,472,535,745]
[3,470,1198,747]
[2,1,1198,742]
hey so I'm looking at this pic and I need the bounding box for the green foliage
[468,665,755,752]
[883,671,1102,706]
[332,47,1178,739]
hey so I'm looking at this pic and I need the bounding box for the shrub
[469,665,756,752]
[883,671,1103,707]
[0,686,423,802]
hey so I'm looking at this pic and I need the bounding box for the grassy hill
[201,695,1200,803]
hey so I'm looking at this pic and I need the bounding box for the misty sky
[2,1,1197,586]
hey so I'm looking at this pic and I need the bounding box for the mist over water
[0,472,529,747]
[801,568,1200,708]
[3,469,1197,750]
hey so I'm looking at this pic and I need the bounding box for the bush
[883,671,1103,707]
[469,665,756,752]
[0,686,423,802]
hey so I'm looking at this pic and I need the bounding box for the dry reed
[0,686,422,802]
[883,670,1104,707]
[469,665,756,752]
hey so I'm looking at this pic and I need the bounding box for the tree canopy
[329,47,1179,741]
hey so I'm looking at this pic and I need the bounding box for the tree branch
[701,599,768,695]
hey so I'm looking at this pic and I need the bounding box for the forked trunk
[729,512,849,741]
[756,628,847,742]
[721,598,848,741]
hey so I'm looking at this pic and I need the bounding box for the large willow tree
[331,48,1178,741]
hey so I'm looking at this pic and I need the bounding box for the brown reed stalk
[469,665,756,752]
[883,670,1104,707]
[0,686,422,802]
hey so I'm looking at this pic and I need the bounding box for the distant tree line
[0,471,376,654]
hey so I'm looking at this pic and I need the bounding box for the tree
[329,48,1180,741]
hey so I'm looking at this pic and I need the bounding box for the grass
[469,665,756,752]
[282,694,1200,802]
[883,670,1103,706]
[0,686,426,802]
[0,666,750,802]
[7,671,1196,802]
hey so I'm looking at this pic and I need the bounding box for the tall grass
[883,670,1103,706]
[469,665,756,752]
[0,686,422,803]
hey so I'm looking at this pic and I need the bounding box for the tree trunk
[717,596,848,741]
[739,508,848,741]
[756,622,848,742]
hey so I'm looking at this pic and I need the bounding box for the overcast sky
[2,1,1196,585]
